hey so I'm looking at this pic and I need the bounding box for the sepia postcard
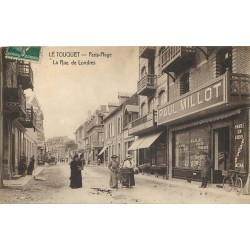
[0,46,250,204]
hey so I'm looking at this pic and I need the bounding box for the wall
[0,48,3,186]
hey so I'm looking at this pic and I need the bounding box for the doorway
[213,127,230,182]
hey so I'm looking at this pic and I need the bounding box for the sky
[25,47,139,140]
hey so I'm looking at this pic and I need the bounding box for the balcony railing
[137,74,157,96]
[161,46,196,73]
[128,112,157,135]
[92,141,104,148]
[17,62,34,90]
[139,46,156,58]
[230,73,250,99]
[3,87,27,117]
[20,106,36,129]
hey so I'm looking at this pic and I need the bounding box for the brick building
[128,46,250,182]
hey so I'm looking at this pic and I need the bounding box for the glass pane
[175,132,190,168]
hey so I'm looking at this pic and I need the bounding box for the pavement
[3,166,45,188]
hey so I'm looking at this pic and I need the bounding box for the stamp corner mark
[5,46,42,63]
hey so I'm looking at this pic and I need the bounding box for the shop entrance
[213,127,230,182]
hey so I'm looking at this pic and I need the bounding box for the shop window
[180,73,189,96]
[175,128,209,170]
[141,102,146,116]
[158,90,166,106]
[156,143,165,165]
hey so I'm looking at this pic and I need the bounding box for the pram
[118,168,135,188]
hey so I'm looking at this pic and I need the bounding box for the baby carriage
[118,168,135,188]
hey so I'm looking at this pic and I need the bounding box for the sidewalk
[3,166,45,188]
[88,164,250,200]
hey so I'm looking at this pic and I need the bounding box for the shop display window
[175,128,209,170]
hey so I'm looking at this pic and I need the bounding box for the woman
[27,156,35,175]
[120,154,135,187]
[108,155,119,189]
[69,154,82,189]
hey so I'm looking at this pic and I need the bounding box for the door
[213,127,230,182]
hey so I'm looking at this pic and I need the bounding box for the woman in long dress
[69,155,82,188]
[108,155,120,189]
[120,154,135,187]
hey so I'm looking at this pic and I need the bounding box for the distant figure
[97,157,101,166]
[200,153,211,188]
[19,153,27,176]
[78,154,85,170]
[108,155,119,189]
[27,156,35,175]
[69,155,82,189]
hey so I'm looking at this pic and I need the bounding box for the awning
[128,131,163,150]
[128,137,145,151]
[171,109,241,131]
[137,132,163,149]
[98,146,107,156]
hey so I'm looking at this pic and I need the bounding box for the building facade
[1,48,37,179]
[102,93,139,165]
[46,136,70,161]
[129,46,250,183]
[26,94,46,165]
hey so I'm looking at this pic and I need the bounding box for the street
[1,164,250,204]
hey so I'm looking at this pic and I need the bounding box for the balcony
[92,141,104,148]
[161,46,196,73]
[3,87,27,118]
[19,107,36,129]
[139,46,156,59]
[17,62,34,90]
[229,73,250,104]
[137,74,157,96]
[128,112,157,136]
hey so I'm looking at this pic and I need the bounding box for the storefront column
[168,129,173,179]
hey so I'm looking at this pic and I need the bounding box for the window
[216,47,232,76]
[158,90,166,106]
[148,98,154,113]
[175,128,209,170]
[180,73,189,95]
[141,66,147,78]
[141,102,146,116]
[117,117,122,134]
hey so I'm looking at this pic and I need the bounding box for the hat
[126,154,132,159]
[111,155,118,159]
[74,154,79,158]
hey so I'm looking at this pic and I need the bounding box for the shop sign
[234,121,245,171]
[158,77,226,125]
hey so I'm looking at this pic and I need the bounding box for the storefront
[167,109,248,183]
[128,131,167,176]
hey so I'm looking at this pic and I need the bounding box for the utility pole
[0,47,4,188]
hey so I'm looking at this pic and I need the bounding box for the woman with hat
[108,155,120,189]
[69,154,82,189]
[120,154,135,187]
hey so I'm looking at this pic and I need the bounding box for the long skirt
[109,170,118,188]
[70,169,82,188]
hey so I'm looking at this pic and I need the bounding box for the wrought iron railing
[230,73,250,97]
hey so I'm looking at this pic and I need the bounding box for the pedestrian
[108,155,120,189]
[69,154,82,189]
[200,153,211,188]
[120,154,135,187]
[27,156,35,175]
[78,153,85,170]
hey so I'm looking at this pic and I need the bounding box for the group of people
[69,153,136,190]
[69,152,211,190]
[108,154,135,189]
